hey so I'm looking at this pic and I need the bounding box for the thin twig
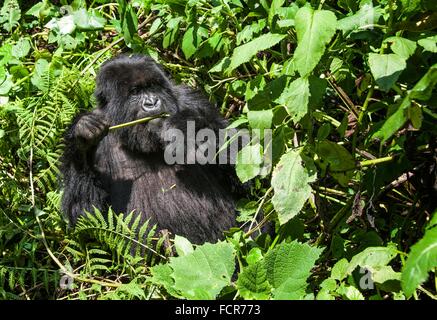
[109,113,169,131]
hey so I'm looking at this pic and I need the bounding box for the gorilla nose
[143,94,161,111]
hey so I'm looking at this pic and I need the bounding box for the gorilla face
[94,55,180,154]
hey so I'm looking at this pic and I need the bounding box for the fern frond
[73,208,167,265]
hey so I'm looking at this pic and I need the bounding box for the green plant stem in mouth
[108,113,170,131]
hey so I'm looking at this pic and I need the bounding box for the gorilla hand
[73,111,109,151]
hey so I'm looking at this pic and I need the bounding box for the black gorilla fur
[61,54,240,244]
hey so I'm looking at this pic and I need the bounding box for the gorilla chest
[93,138,234,220]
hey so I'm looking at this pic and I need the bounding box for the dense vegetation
[0,0,436,300]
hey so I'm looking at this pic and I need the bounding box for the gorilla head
[61,54,240,244]
[93,55,181,154]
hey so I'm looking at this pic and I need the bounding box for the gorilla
[61,54,240,244]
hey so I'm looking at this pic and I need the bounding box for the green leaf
[265,241,323,299]
[116,281,146,299]
[73,9,106,31]
[331,258,349,281]
[236,143,264,183]
[148,264,182,298]
[418,35,437,53]
[247,109,273,129]
[371,266,401,284]
[316,140,355,187]
[236,19,266,45]
[226,33,286,73]
[384,36,417,59]
[271,150,317,225]
[237,260,272,300]
[368,53,406,92]
[372,99,410,143]
[26,1,54,19]
[293,7,337,77]
[316,278,337,300]
[163,17,182,49]
[174,235,194,257]
[372,63,437,142]
[268,0,286,26]
[31,59,50,92]
[11,38,30,58]
[337,284,365,300]
[410,63,437,101]
[337,3,381,33]
[170,242,235,300]
[57,15,76,35]
[275,77,309,123]
[347,245,398,274]
[0,72,13,95]
[401,225,437,298]
[0,0,21,32]
[182,26,198,59]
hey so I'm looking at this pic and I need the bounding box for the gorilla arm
[61,111,109,225]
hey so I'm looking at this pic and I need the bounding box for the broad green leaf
[265,241,323,299]
[0,44,13,65]
[337,3,381,33]
[121,4,138,45]
[174,235,194,257]
[236,143,264,183]
[0,0,21,32]
[163,17,182,48]
[12,38,30,58]
[247,109,273,129]
[170,242,235,300]
[31,59,50,92]
[73,9,106,31]
[182,26,197,59]
[271,150,317,225]
[316,278,337,300]
[372,99,410,143]
[418,35,437,53]
[368,53,406,92]
[275,77,309,123]
[181,26,207,59]
[246,247,264,265]
[237,260,272,300]
[331,258,349,281]
[236,19,266,45]
[209,57,231,73]
[148,264,182,298]
[0,66,13,95]
[26,1,54,19]
[401,225,437,298]
[316,141,355,187]
[410,63,437,101]
[347,245,398,274]
[268,0,286,26]
[293,7,337,77]
[226,33,285,73]
[148,17,162,35]
[337,284,365,300]
[384,36,417,59]
[371,266,401,284]
[58,15,76,35]
[372,64,437,142]
[116,281,146,299]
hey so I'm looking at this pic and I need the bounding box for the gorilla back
[61,54,237,244]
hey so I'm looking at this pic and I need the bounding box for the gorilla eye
[130,86,142,95]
